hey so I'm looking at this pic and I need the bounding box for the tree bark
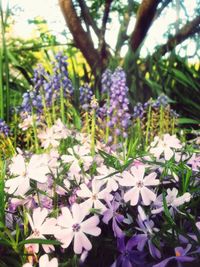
[77,0,101,37]
[152,15,200,58]
[130,0,161,52]
[59,0,102,73]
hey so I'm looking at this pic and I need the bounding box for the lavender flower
[108,67,131,139]
[102,199,124,237]
[101,68,112,94]
[152,95,168,108]
[0,119,10,136]
[111,236,146,267]
[52,52,74,97]
[79,83,93,111]
[132,206,161,259]
[21,52,74,115]
[133,102,144,119]
[153,244,195,267]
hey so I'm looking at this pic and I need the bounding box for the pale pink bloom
[22,263,32,267]
[196,222,200,230]
[152,188,191,215]
[47,149,60,174]
[55,203,101,254]
[52,118,71,138]
[22,254,58,267]
[19,115,36,130]
[119,165,159,206]
[5,154,49,196]
[39,254,58,267]
[77,179,113,214]
[187,153,200,171]
[61,145,93,175]
[25,208,57,253]
[38,127,61,149]
[96,165,120,192]
[149,134,182,160]
[132,159,145,168]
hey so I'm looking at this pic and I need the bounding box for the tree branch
[152,15,200,58]
[98,0,113,66]
[154,0,172,21]
[77,0,101,37]
[101,0,113,37]
[59,0,101,73]
[115,0,137,55]
[130,0,161,52]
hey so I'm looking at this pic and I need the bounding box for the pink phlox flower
[76,179,113,214]
[119,165,159,206]
[19,115,36,131]
[22,254,58,267]
[52,118,71,138]
[61,145,93,175]
[149,134,182,160]
[25,207,57,254]
[96,165,120,192]
[5,154,49,196]
[196,221,200,230]
[187,153,200,171]
[38,127,61,149]
[152,188,191,215]
[54,203,101,254]
[38,254,58,267]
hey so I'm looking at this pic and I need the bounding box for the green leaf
[162,191,175,226]
[19,238,61,246]
[178,118,200,125]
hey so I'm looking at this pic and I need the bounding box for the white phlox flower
[152,188,191,215]
[25,208,57,254]
[77,179,113,214]
[149,134,182,160]
[54,203,101,254]
[5,154,49,196]
[119,165,159,206]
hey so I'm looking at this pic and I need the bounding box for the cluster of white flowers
[4,121,199,266]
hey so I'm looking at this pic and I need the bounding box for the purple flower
[133,102,144,119]
[79,83,93,111]
[103,199,124,238]
[132,206,161,259]
[153,244,195,267]
[0,119,10,136]
[20,52,74,115]
[111,236,146,267]
[101,68,112,94]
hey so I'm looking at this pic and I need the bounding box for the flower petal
[81,216,101,236]
[124,187,139,206]
[140,187,156,206]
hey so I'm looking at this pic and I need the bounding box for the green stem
[85,111,90,135]
[31,111,39,153]
[60,85,65,123]
[91,109,96,156]
[145,105,152,147]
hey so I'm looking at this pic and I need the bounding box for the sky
[3,0,198,59]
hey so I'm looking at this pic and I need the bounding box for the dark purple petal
[112,219,124,238]
[117,237,126,253]
[135,234,147,251]
[153,257,175,267]
[126,235,142,251]
[116,214,124,223]
[121,258,132,267]
[176,256,195,262]
[148,240,161,259]
[102,210,113,224]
